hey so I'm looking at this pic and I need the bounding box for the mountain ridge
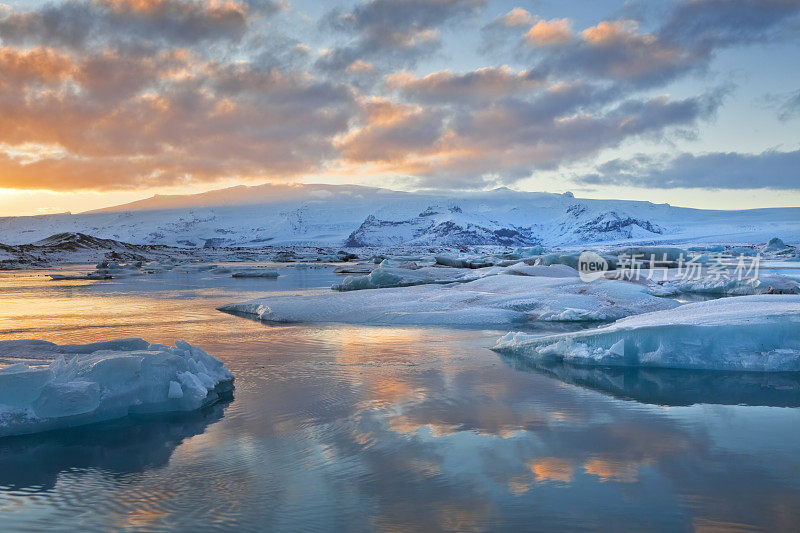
[1,184,798,248]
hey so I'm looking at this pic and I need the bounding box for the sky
[0,0,798,216]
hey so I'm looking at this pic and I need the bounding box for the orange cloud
[98,0,248,21]
[525,18,572,45]
[529,457,574,484]
[499,7,532,27]
[0,46,75,83]
[583,20,646,45]
[386,66,544,103]
[583,457,647,483]
[345,59,374,73]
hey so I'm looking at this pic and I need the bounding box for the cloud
[484,0,800,89]
[778,89,800,121]
[0,0,796,194]
[0,43,358,190]
[316,0,486,73]
[339,86,722,188]
[577,149,800,190]
[337,98,445,163]
[497,7,532,28]
[524,18,571,46]
[0,0,256,51]
[385,66,545,104]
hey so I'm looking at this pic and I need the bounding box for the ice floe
[647,273,799,296]
[331,264,499,291]
[231,268,279,278]
[493,295,800,371]
[0,339,233,437]
[221,274,679,327]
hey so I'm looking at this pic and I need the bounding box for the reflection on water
[1,268,800,531]
[499,352,800,407]
[0,401,230,492]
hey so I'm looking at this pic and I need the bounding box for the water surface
[1,268,799,532]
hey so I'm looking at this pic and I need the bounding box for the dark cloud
[340,88,722,189]
[338,99,445,163]
[778,89,800,121]
[577,149,800,190]
[385,66,546,104]
[0,0,796,193]
[0,0,258,51]
[483,0,800,89]
[0,44,357,190]
[316,0,486,73]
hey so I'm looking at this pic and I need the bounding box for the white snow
[0,339,233,437]
[0,183,797,248]
[220,274,679,327]
[493,295,800,372]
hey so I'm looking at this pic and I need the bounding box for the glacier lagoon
[1,267,800,530]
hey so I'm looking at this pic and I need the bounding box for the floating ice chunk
[501,264,579,278]
[536,253,581,269]
[729,246,757,257]
[331,265,495,291]
[511,245,546,258]
[434,256,494,269]
[612,246,688,262]
[648,274,799,296]
[221,274,678,327]
[231,268,279,278]
[0,340,233,437]
[333,264,375,274]
[48,261,149,281]
[762,237,790,253]
[493,295,800,372]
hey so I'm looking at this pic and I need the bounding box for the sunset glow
[0,0,798,214]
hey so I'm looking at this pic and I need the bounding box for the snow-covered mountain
[0,183,798,248]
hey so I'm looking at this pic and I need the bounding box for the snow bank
[221,274,678,327]
[493,295,800,371]
[0,339,233,437]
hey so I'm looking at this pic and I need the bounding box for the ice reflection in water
[0,268,799,531]
[499,353,800,407]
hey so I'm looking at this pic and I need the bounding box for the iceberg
[762,237,792,254]
[0,339,233,437]
[221,275,679,327]
[493,295,800,371]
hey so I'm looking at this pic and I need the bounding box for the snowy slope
[0,184,797,248]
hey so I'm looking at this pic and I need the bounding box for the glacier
[0,183,798,249]
[0,339,233,437]
[220,274,679,327]
[493,295,800,371]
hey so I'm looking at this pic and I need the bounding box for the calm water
[1,267,800,532]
